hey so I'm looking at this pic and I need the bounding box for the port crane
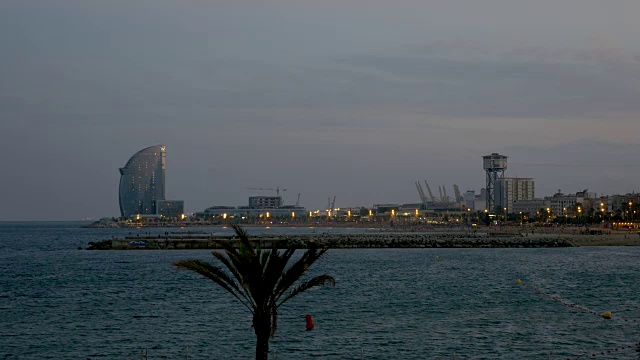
[453,185,463,202]
[443,186,450,204]
[415,182,428,206]
[418,181,462,205]
[424,181,436,202]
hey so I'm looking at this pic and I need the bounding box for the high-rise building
[496,177,535,214]
[119,145,166,218]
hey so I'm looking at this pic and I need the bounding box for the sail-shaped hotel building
[118,145,166,218]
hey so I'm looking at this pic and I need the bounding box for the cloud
[506,140,640,196]
[333,48,640,119]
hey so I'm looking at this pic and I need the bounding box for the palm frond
[219,225,270,307]
[262,248,296,303]
[260,250,270,271]
[211,251,257,309]
[174,225,335,347]
[229,223,254,257]
[277,274,336,307]
[270,307,278,338]
[274,246,330,302]
[212,235,258,295]
[174,259,254,312]
[213,239,249,278]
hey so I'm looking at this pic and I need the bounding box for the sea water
[1,222,639,359]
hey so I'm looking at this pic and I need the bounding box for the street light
[578,207,582,223]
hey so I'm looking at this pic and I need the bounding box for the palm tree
[174,224,335,360]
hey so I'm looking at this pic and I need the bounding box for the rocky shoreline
[86,233,579,250]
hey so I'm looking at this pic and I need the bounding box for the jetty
[86,233,576,250]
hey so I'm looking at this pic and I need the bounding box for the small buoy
[515,279,522,285]
[435,256,439,261]
[601,311,612,319]
[305,314,315,330]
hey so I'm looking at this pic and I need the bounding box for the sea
[1,222,639,359]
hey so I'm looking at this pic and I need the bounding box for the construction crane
[295,193,301,207]
[326,196,336,216]
[438,186,444,202]
[246,186,287,197]
[424,180,436,202]
[443,186,449,204]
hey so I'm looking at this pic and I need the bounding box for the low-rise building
[156,200,185,218]
[512,199,548,216]
[545,191,577,216]
[202,205,306,219]
[248,196,282,208]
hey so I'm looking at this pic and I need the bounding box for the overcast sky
[2,1,640,220]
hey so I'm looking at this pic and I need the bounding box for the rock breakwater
[87,233,575,250]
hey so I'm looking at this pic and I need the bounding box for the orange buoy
[305,314,315,330]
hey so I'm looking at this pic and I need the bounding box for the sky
[2,0,640,220]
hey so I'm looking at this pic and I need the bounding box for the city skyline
[2,1,640,220]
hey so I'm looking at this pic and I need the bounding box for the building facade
[119,145,166,218]
[156,200,185,218]
[545,192,577,216]
[496,178,535,214]
[248,196,282,208]
[463,189,487,212]
[512,199,548,217]
[202,206,306,219]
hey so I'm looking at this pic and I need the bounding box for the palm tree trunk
[254,314,271,360]
[255,331,269,360]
